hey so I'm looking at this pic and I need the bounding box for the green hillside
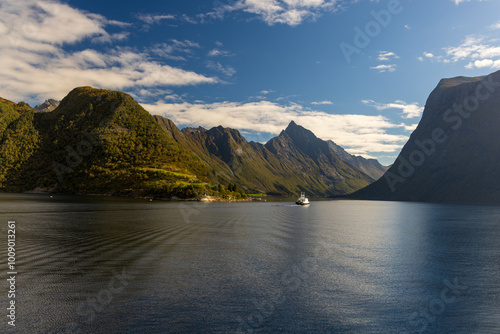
[156,116,374,196]
[0,87,242,199]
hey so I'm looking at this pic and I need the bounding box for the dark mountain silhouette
[351,69,500,204]
[327,140,387,180]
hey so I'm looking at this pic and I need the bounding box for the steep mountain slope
[0,99,39,187]
[264,121,374,194]
[0,87,219,198]
[327,141,387,180]
[351,69,500,204]
[0,98,33,136]
[155,115,298,194]
[156,116,377,196]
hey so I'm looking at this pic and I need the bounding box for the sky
[1,0,500,165]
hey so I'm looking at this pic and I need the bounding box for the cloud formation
[370,64,397,73]
[311,100,333,105]
[136,14,175,25]
[377,51,399,62]
[421,35,500,70]
[151,40,201,61]
[363,99,424,119]
[206,61,237,77]
[452,0,485,4]
[371,51,399,72]
[211,0,340,26]
[142,100,409,156]
[208,48,233,57]
[0,0,218,102]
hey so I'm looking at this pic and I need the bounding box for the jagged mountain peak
[286,120,298,128]
[156,117,383,196]
[284,120,315,137]
[34,99,60,113]
[182,126,207,133]
[206,125,246,143]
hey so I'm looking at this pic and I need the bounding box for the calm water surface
[0,193,499,333]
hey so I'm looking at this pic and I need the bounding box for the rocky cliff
[351,70,500,204]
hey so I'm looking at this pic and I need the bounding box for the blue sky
[1,0,500,165]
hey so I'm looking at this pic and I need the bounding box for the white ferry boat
[296,192,310,205]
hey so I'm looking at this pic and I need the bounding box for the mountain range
[351,69,500,204]
[0,87,385,198]
[155,116,386,196]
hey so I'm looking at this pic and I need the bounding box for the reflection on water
[1,193,500,333]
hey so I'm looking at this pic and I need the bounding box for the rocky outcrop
[34,99,60,113]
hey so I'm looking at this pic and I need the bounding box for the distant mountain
[156,117,381,196]
[351,69,500,204]
[0,87,222,198]
[34,99,60,113]
[263,121,375,195]
[327,140,387,180]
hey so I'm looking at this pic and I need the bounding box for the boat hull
[296,192,310,205]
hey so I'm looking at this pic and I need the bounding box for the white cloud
[208,48,233,57]
[260,90,274,95]
[2,1,107,45]
[377,51,399,62]
[465,59,500,69]
[0,0,218,102]
[206,61,236,77]
[490,22,500,30]
[142,100,409,155]
[137,14,175,24]
[403,123,418,131]
[445,36,500,62]
[164,94,185,102]
[452,0,484,4]
[151,40,200,61]
[373,51,399,72]
[311,100,333,105]
[370,64,397,73]
[363,99,424,119]
[421,35,500,70]
[212,0,340,26]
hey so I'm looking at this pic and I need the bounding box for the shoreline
[0,190,268,203]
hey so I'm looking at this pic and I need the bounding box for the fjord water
[1,194,500,333]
